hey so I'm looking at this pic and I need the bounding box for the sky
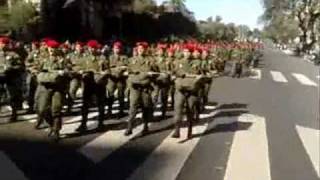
[156,0,264,30]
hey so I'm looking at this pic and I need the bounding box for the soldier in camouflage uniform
[36,40,69,141]
[231,46,244,78]
[125,42,157,136]
[166,47,177,109]
[151,44,172,119]
[67,42,85,113]
[199,47,214,111]
[75,40,110,132]
[106,41,128,119]
[0,37,25,122]
[172,44,203,139]
[25,41,41,113]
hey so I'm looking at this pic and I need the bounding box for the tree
[0,1,38,37]
[260,0,320,53]
[168,0,186,9]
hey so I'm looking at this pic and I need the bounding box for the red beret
[183,43,195,52]
[113,41,122,48]
[136,42,148,49]
[0,37,10,44]
[46,40,60,48]
[87,40,101,49]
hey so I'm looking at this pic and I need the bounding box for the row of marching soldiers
[0,36,263,141]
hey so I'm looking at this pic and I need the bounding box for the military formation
[0,36,263,141]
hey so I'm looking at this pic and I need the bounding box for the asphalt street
[0,48,319,180]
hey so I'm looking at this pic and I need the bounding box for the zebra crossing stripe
[224,114,271,180]
[296,126,320,177]
[250,69,262,80]
[0,151,28,180]
[292,73,318,87]
[270,71,288,83]
[78,111,172,163]
[127,124,208,180]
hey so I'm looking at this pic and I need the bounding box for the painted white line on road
[224,114,271,180]
[127,108,220,180]
[127,124,208,180]
[250,69,262,80]
[270,71,288,83]
[78,123,144,163]
[60,112,99,135]
[78,110,173,163]
[296,126,320,177]
[292,73,318,87]
[0,151,28,180]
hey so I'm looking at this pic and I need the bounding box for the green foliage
[198,16,244,42]
[132,0,157,14]
[8,1,37,31]
[0,5,9,33]
[0,1,37,34]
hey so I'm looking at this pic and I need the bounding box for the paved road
[0,48,319,180]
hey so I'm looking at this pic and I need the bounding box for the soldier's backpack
[175,76,205,92]
[37,72,61,85]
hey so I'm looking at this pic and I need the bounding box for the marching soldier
[25,41,41,114]
[0,37,25,122]
[75,40,110,132]
[199,47,214,111]
[166,47,177,109]
[35,40,70,141]
[125,42,157,136]
[172,44,203,139]
[106,41,128,119]
[67,42,85,113]
[231,46,244,78]
[152,43,172,119]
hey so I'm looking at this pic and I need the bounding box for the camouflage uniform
[152,55,172,118]
[75,52,110,132]
[25,49,41,113]
[67,51,85,112]
[0,49,25,121]
[106,54,128,118]
[36,55,69,140]
[172,56,203,139]
[125,55,156,136]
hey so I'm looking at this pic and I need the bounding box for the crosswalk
[249,69,318,87]
[0,105,319,180]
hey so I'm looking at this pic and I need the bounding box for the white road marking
[250,69,262,80]
[126,108,219,180]
[126,124,208,180]
[224,114,271,180]
[0,151,28,180]
[59,112,99,135]
[316,75,320,79]
[270,71,288,83]
[296,126,320,177]
[292,73,318,87]
[78,110,173,163]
